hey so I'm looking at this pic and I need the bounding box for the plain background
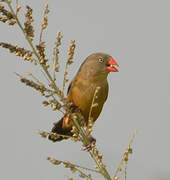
[0,0,170,180]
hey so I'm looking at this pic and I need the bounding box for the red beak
[107,58,119,72]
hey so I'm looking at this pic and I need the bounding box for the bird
[49,52,119,142]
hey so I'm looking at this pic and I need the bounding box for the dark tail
[48,118,72,142]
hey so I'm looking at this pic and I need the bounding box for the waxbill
[49,53,119,142]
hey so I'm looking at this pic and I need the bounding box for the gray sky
[0,0,170,180]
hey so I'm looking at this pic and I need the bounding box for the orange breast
[67,78,108,124]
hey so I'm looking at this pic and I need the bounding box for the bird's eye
[98,58,104,63]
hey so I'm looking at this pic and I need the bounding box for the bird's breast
[67,77,108,124]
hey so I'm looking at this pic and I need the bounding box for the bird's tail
[48,118,72,142]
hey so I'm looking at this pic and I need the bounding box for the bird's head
[77,53,119,82]
[79,53,119,79]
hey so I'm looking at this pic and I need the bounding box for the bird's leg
[82,134,96,151]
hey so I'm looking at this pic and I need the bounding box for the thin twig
[113,129,138,180]
[27,72,44,85]
[124,161,127,180]
[86,86,101,135]
[39,4,49,43]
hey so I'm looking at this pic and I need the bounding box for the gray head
[77,52,119,81]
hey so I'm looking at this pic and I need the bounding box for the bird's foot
[82,135,96,151]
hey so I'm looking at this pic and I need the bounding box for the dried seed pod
[0,17,8,23]
[0,42,36,63]
[62,40,76,92]
[53,31,62,72]
[16,5,21,13]
[19,76,48,95]
[0,4,15,21]
[67,40,76,65]
[47,157,61,165]
[24,6,34,40]
[38,130,48,138]
[114,176,119,180]
[42,101,49,106]
[49,132,59,141]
